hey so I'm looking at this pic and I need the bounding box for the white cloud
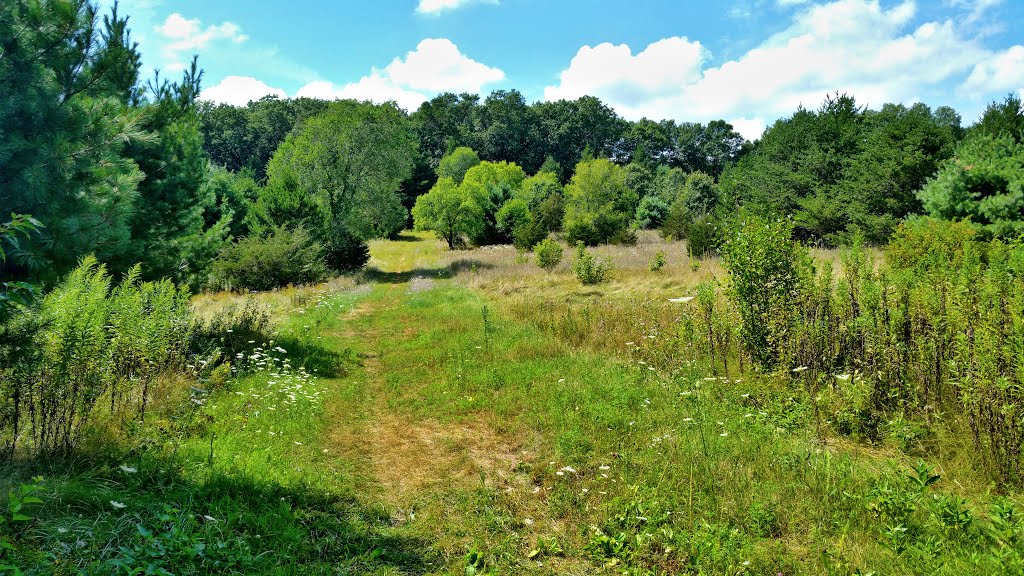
[295,78,428,112]
[959,44,1024,100]
[777,0,811,6]
[294,38,504,111]
[383,38,505,92]
[947,0,1002,25]
[545,38,706,104]
[200,76,287,106]
[416,0,497,16]
[544,0,999,140]
[155,13,247,69]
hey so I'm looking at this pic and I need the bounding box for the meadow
[3,229,1023,575]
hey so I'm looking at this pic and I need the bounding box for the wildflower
[835,373,851,380]
[110,501,127,510]
[599,465,610,470]
[524,518,534,526]
[119,464,137,474]
[792,366,809,373]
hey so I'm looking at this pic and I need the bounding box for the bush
[534,239,564,271]
[719,216,808,368]
[687,218,720,258]
[635,195,669,230]
[2,258,193,455]
[649,250,666,272]
[210,227,328,291]
[659,198,689,240]
[571,242,611,285]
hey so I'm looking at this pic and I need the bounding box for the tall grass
[1,257,193,456]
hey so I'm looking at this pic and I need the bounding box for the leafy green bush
[210,227,328,291]
[649,250,666,272]
[635,195,669,229]
[687,217,720,259]
[534,239,563,271]
[571,242,611,285]
[719,215,808,368]
[1,258,193,455]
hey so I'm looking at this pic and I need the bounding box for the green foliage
[687,218,720,259]
[635,195,669,230]
[262,100,416,269]
[563,159,638,246]
[682,171,720,217]
[721,95,958,244]
[210,227,328,291]
[1,257,193,455]
[533,239,564,271]
[648,250,666,272]
[460,160,527,245]
[720,215,808,368]
[0,216,43,316]
[0,1,149,278]
[495,198,546,250]
[571,242,611,284]
[436,146,481,184]
[198,96,330,181]
[971,93,1024,143]
[918,133,1024,239]
[412,177,485,249]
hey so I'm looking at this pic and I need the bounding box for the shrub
[534,239,564,271]
[719,215,808,368]
[571,242,611,285]
[659,198,689,240]
[687,218,720,258]
[2,258,193,455]
[649,250,666,272]
[635,195,669,229]
[210,227,328,291]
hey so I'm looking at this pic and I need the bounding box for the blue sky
[102,0,1024,139]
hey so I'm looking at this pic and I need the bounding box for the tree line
[3,0,1024,297]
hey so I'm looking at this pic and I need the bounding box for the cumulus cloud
[545,38,707,104]
[200,76,287,106]
[294,38,503,111]
[383,38,505,92]
[199,38,504,112]
[416,0,497,16]
[959,45,1024,99]
[544,0,1002,140]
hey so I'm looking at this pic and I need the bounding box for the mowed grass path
[304,233,977,575]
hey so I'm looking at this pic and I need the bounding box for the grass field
[4,231,1021,575]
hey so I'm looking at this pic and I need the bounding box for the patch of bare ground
[327,288,533,507]
[365,413,528,503]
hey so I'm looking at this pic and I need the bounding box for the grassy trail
[18,231,997,575]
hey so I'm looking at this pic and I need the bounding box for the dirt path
[326,272,527,508]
